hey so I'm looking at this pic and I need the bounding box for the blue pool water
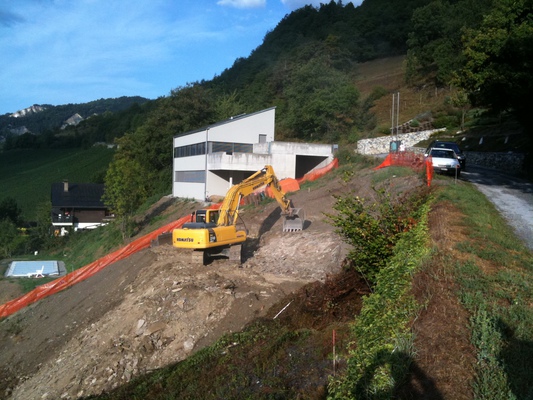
[5,260,61,277]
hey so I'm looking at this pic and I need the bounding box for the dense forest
[2,0,531,225]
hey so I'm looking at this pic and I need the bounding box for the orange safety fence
[0,215,193,319]
[264,158,338,198]
[0,159,340,319]
[374,151,433,186]
[297,158,339,183]
[265,178,300,198]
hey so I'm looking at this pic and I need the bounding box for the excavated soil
[0,170,474,399]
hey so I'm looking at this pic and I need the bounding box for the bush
[327,188,424,284]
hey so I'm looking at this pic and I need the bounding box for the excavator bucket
[282,208,305,232]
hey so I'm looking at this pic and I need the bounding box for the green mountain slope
[0,147,114,220]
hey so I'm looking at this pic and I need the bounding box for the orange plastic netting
[0,159,339,319]
[374,151,433,186]
[298,158,339,183]
[0,216,191,319]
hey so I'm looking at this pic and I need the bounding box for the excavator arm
[216,165,294,227]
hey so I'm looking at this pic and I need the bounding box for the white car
[427,148,461,177]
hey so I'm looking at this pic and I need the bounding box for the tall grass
[438,182,533,399]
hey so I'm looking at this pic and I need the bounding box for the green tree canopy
[0,197,22,225]
[458,0,533,125]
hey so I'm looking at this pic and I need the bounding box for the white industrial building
[172,107,337,201]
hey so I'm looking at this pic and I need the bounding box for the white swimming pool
[4,260,66,278]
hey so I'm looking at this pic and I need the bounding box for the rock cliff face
[10,105,46,118]
[61,113,84,129]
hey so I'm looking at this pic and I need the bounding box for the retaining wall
[465,151,526,172]
[357,129,444,155]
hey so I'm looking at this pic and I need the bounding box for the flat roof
[5,260,67,278]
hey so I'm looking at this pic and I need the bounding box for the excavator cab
[183,209,219,229]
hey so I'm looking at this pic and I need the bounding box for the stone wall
[465,151,526,172]
[356,129,445,155]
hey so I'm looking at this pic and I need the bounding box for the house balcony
[51,214,74,226]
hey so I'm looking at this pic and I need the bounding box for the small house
[51,181,113,234]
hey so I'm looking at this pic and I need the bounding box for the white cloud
[217,0,266,8]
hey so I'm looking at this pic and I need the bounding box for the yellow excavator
[172,165,304,264]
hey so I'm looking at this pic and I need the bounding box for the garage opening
[295,155,329,179]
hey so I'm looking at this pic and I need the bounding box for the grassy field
[0,147,114,220]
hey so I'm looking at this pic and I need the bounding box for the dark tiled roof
[51,183,106,208]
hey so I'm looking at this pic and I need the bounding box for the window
[175,171,205,183]
[174,142,206,158]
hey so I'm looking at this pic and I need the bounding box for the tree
[0,197,22,226]
[0,219,20,258]
[449,89,470,131]
[407,0,494,84]
[282,44,360,142]
[458,0,533,126]
[103,157,150,238]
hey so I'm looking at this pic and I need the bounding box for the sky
[0,0,362,115]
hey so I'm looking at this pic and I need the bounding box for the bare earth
[0,169,480,399]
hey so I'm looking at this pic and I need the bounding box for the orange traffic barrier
[426,157,434,186]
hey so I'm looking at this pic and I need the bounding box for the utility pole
[391,92,400,143]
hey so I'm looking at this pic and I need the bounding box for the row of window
[174,143,206,158]
[173,142,254,158]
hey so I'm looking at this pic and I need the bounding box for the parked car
[425,141,466,170]
[427,148,461,177]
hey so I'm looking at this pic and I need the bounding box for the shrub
[327,188,424,285]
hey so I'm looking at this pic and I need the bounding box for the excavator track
[228,244,242,264]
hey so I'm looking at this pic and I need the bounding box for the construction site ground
[0,168,474,399]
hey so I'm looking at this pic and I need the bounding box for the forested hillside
[0,96,151,148]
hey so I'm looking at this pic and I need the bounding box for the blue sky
[0,0,362,115]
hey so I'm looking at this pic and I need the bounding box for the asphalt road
[461,165,533,251]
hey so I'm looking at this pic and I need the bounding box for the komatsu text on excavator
[172,165,304,264]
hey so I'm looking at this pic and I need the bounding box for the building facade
[173,107,336,201]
